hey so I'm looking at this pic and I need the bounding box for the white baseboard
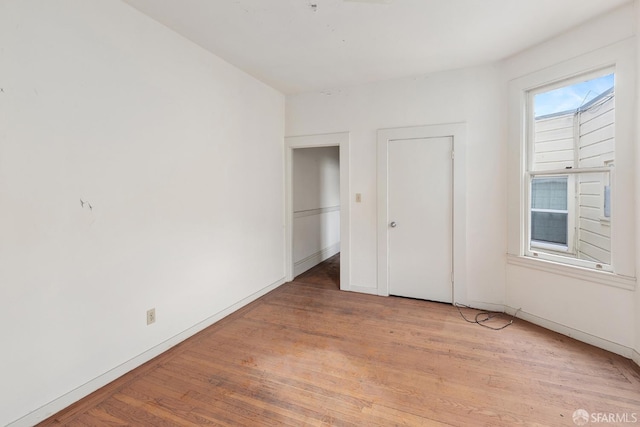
[8,277,286,427]
[450,302,634,360]
[293,242,340,277]
[503,305,633,359]
[461,300,506,313]
[347,284,379,295]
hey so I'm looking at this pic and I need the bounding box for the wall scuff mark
[80,198,93,211]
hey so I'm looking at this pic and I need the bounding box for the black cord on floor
[454,303,521,331]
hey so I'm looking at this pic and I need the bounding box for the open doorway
[293,252,340,289]
[284,132,350,291]
[291,146,340,288]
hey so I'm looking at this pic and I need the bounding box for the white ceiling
[122,0,630,94]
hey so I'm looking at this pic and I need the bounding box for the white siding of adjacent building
[533,114,575,171]
[532,94,614,264]
[577,95,614,264]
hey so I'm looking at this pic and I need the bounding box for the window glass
[531,177,567,211]
[531,177,568,246]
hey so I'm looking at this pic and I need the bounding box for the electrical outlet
[146,308,156,325]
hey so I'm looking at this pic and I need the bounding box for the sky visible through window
[534,73,614,117]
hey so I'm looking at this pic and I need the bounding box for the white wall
[286,65,507,306]
[292,147,340,276]
[0,1,285,425]
[504,4,637,355]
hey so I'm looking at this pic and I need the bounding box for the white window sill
[507,254,636,291]
[530,241,569,252]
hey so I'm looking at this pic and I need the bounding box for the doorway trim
[377,123,466,302]
[285,132,350,291]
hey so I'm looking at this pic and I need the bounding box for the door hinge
[451,271,454,283]
[451,151,455,160]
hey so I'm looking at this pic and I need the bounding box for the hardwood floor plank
[149,361,327,426]
[166,353,366,426]
[77,407,130,426]
[96,397,179,427]
[143,369,302,427]
[38,254,640,426]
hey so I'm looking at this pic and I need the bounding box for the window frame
[529,175,573,253]
[526,171,610,270]
[524,69,614,271]
[601,159,614,223]
[506,38,636,287]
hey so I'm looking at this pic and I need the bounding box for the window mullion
[528,167,612,177]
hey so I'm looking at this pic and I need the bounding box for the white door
[388,137,453,302]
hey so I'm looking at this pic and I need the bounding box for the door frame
[377,123,466,302]
[285,132,350,290]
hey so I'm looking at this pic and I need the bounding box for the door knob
[390,221,397,228]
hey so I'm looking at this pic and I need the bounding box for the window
[526,70,614,270]
[531,176,569,247]
[507,40,635,287]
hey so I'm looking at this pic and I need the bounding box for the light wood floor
[40,254,640,426]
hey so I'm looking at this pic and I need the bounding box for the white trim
[507,254,635,290]
[530,241,569,252]
[7,277,286,427]
[530,208,568,214]
[454,301,634,359]
[293,242,341,277]
[507,38,636,279]
[503,305,633,359]
[463,301,507,313]
[284,132,351,291]
[524,250,613,272]
[347,285,379,295]
[293,205,340,218]
[529,167,613,176]
[376,123,466,302]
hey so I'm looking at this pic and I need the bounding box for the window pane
[531,212,568,245]
[531,73,614,173]
[531,177,567,210]
[534,73,614,118]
